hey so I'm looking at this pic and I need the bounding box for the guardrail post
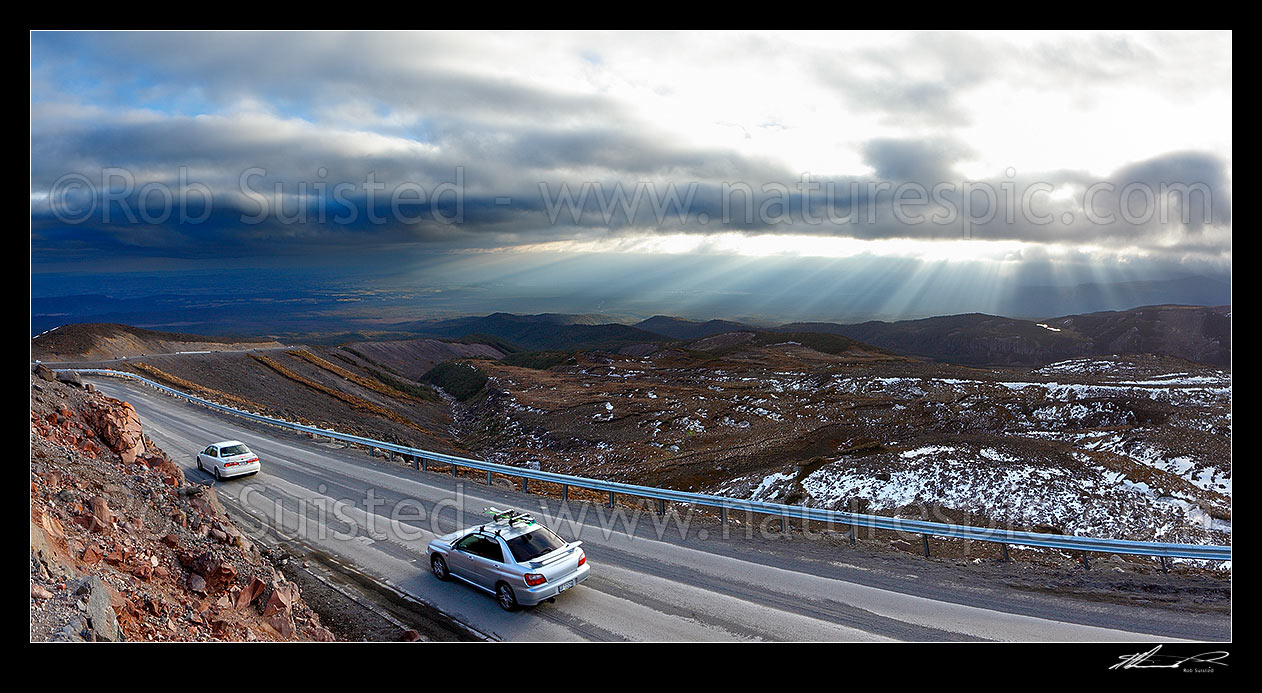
[781,515,787,533]
[1081,552,1090,570]
[720,506,727,525]
[412,456,419,471]
[657,499,665,516]
[608,491,615,508]
[486,470,493,485]
[1001,544,1009,562]
[451,463,458,477]
[562,484,568,502]
[1159,556,1168,574]
[522,477,529,494]
[422,458,428,472]
[848,527,855,546]
[922,534,931,558]
[389,450,395,462]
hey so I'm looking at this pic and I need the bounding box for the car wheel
[496,583,519,612]
[196,457,204,473]
[431,555,449,581]
[214,466,222,482]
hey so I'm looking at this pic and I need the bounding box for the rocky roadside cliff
[29,364,336,642]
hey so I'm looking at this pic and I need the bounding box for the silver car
[427,509,590,611]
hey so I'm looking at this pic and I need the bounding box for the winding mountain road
[90,377,1229,642]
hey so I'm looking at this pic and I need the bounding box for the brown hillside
[32,323,284,362]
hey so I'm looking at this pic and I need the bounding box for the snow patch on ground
[900,445,959,459]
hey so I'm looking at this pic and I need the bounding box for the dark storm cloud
[861,138,975,182]
[30,112,1232,259]
[30,31,1231,268]
[1105,152,1231,232]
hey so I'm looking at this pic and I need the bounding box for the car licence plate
[557,579,576,593]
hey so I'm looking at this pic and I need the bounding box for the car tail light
[577,550,587,567]
[224,461,238,467]
[524,573,547,586]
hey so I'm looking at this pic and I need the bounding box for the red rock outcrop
[80,397,147,464]
[30,372,337,642]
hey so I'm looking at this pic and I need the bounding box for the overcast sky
[29,30,1232,320]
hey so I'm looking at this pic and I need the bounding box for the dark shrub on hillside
[500,350,571,370]
[421,361,489,401]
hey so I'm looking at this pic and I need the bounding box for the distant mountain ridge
[775,304,1230,366]
[393,312,668,352]
[393,304,1230,366]
[35,304,1231,368]
[1041,304,1231,367]
[633,316,752,340]
[776,314,1091,366]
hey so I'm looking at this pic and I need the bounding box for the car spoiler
[529,541,583,568]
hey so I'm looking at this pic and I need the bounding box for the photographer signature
[1111,645,1229,670]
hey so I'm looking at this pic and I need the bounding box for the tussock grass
[250,354,443,438]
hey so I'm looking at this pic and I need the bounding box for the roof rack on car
[484,507,536,527]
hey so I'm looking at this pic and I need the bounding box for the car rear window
[219,444,250,456]
[505,527,568,562]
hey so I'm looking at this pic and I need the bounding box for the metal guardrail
[63,368,1233,563]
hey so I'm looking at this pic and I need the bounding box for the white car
[196,440,261,480]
